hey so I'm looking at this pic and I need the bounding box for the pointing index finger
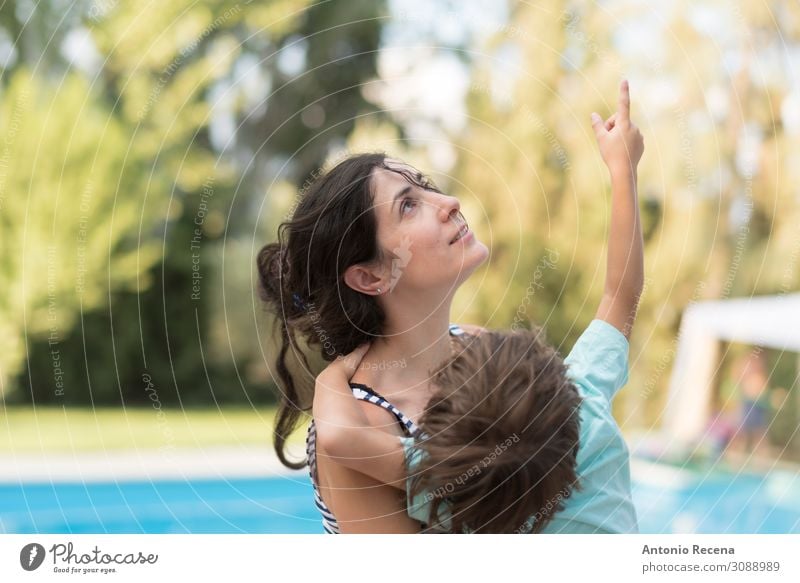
[618,79,630,123]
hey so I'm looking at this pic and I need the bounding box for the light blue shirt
[404,318,639,533]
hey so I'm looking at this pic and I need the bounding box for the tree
[5,0,387,406]
[447,0,799,428]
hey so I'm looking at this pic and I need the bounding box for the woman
[257,153,489,532]
[259,81,643,534]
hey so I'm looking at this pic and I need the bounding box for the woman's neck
[357,300,454,401]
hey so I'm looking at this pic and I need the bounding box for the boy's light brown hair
[407,328,582,533]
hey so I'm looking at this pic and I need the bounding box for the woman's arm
[313,345,408,489]
[590,80,645,339]
[315,447,421,533]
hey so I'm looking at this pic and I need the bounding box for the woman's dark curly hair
[256,152,442,468]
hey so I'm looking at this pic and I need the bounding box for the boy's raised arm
[312,345,408,489]
[590,80,645,339]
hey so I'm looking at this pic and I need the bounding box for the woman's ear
[343,263,387,295]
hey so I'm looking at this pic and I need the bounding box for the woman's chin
[465,240,490,269]
[475,240,490,263]
[455,245,490,281]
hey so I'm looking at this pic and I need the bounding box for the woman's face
[367,160,489,297]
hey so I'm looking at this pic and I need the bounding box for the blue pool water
[0,475,321,534]
[631,460,800,534]
[2,461,799,534]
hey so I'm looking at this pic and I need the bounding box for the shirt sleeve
[401,436,443,525]
[564,319,630,403]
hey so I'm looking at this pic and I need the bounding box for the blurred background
[0,0,798,534]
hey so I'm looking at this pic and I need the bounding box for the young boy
[409,317,639,533]
[313,80,644,533]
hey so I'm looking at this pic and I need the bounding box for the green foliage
[4,0,796,432]
[449,0,800,428]
[0,69,163,399]
[4,0,385,406]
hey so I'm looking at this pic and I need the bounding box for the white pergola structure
[664,293,800,443]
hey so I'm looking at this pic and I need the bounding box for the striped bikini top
[305,324,465,534]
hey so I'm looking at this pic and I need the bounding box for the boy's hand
[312,341,410,492]
[318,343,371,384]
[591,80,644,176]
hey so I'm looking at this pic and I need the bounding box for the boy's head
[408,328,582,533]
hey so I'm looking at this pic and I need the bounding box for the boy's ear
[343,263,386,296]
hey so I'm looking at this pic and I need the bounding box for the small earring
[376,288,382,294]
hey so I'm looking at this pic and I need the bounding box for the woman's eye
[400,198,417,214]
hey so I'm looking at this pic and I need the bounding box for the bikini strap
[350,383,421,437]
[346,324,465,438]
[449,323,466,336]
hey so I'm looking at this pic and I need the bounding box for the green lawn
[0,406,309,452]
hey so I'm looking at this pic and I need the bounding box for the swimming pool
[2,460,798,534]
[631,458,800,534]
[0,474,320,534]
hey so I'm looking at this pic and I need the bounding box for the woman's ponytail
[256,240,313,469]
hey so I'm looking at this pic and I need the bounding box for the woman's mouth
[450,223,470,244]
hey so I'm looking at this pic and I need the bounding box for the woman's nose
[436,194,461,221]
